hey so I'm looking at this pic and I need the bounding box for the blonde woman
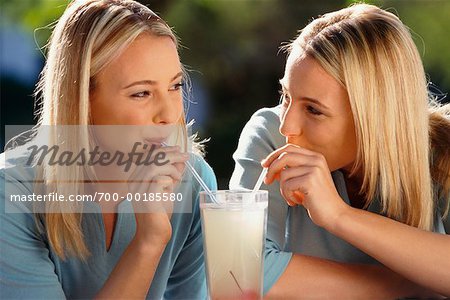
[231,3,449,298]
[0,0,216,299]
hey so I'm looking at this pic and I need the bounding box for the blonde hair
[284,3,450,230]
[34,0,188,259]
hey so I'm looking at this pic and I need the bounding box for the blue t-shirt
[0,146,217,299]
[230,105,448,295]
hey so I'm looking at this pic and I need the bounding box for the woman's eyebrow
[278,79,331,110]
[301,97,331,110]
[123,80,156,89]
[171,71,183,82]
[122,71,183,89]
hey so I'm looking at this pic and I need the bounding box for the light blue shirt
[0,146,217,299]
[230,105,448,295]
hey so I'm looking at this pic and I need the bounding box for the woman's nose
[151,93,182,125]
[279,105,303,138]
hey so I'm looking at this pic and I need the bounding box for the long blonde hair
[34,0,187,259]
[284,3,449,230]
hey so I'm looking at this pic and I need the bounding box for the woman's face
[90,33,183,149]
[279,50,357,172]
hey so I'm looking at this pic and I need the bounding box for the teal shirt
[230,105,448,294]
[0,147,217,299]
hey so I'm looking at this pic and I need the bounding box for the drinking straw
[252,167,268,193]
[161,143,218,203]
[185,160,218,203]
[229,270,243,293]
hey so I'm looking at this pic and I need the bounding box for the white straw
[185,160,218,203]
[161,143,217,203]
[252,167,268,194]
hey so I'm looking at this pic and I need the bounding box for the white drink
[201,203,267,300]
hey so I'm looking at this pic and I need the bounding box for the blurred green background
[1,0,449,188]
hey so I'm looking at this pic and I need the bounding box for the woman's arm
[327,206,450,296]
[263,144,449,297]
[265,254,434,300]
[95,183,174,299]
[94,230,169,299]
[96,147,189,299]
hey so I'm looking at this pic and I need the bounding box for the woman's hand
[128,145,189,246]
[262,144,349,230]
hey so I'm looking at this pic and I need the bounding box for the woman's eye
[170,81,184,91]
[306,105,323,116]
[131,91,151,99]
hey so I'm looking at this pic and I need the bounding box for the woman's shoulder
[0,147,43,244]
[1,145,36,193]
[1,145,39,217]
[239,105,284,147]
[1,144,37,174]
[248,105,282,129]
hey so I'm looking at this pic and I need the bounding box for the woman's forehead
[96,34,181,85]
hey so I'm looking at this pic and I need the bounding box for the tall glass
[200,190,268,300]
